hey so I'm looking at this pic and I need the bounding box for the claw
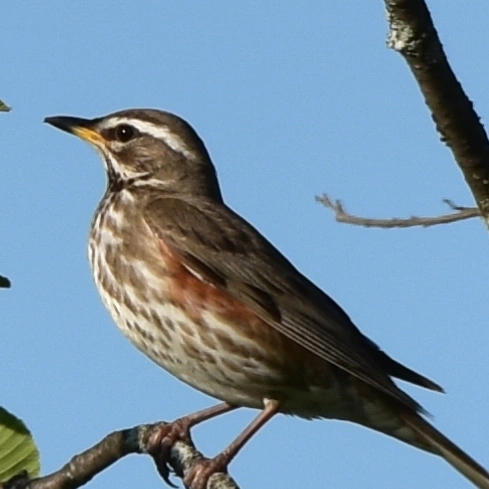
[145,403,236,487]
[184,454,229,489]
[147,420,192,487]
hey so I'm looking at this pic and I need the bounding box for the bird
[45,108,489,489]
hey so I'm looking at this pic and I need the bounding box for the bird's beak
[44,115,105,146]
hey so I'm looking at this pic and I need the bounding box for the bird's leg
[184,399,280,489]
[148,402,238,485]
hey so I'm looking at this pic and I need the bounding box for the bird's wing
[143,197,428,411]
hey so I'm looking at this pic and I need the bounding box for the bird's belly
[97,282,357,419]
[89,226,357,419]
[100,288,290,406]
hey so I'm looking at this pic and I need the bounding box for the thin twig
[1,423,239,489]
[316,194,480,228]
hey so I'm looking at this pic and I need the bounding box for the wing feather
[143,197,439,411]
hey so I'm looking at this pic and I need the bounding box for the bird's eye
[114,124,136,142]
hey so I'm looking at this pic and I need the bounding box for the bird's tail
[400,411,489,488]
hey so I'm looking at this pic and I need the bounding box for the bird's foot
[184,452,230,489]
[147,418,193,487]
[146,403,236,487]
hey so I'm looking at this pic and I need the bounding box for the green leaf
[0,408,40,482]
[0,275,11,288]
[0,100,11,112]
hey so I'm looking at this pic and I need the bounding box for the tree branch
[1,423,239,489]
[317,194,480,228]
[384,0,489,225]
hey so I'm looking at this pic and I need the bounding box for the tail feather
[402,412,489,488]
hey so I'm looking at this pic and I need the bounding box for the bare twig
[316,194,480,228]
[1,423,239,489]
[384,0,489,224]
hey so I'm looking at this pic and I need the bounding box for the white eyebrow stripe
[104,117,196,160]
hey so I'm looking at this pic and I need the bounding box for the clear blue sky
[2,2,489,488]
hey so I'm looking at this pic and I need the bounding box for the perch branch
[1,422,239,489]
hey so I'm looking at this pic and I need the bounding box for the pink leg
[169,402,238,429]
[185,399,280,489]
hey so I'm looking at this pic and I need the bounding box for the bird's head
[45,109,222,199]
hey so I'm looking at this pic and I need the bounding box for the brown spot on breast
[134,323,155,343]
[199,350,217,365]
[180,335,204,361]
[200,328,217,350]
[150,310,172,343]
[164,317,175,331]
[178,319,197,338]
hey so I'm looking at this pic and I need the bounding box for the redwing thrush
[45,109,489,488]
